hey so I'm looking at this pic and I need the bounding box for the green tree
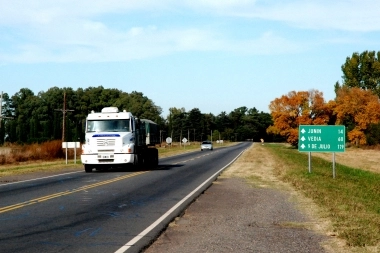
[255,111,276,142]
[215,111,232,140]
[229,107,247,130]
[366,123,380,145]
[2,84,279,147]
[211,130,220,141]
[0,92,12,144]
[166,107,187,142]
[201,113,216,141]
[82,86,120,112]
[186,108,203,142]
[114,91,163,123]
[10,88,38,143]
[338,51,380,96]
[39,87,65,141]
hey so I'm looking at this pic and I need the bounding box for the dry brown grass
[311,148,380,174]
[222,143,283,188]
[0,141,81,178]
[221,143,374,253]
[0,140,65,165]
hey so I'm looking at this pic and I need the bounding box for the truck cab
[81,107,159,172]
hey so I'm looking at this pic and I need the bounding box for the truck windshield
[86,119,130,132]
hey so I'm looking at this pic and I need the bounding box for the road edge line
[114,147,247,253]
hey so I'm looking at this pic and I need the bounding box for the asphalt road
[0,142,250,253]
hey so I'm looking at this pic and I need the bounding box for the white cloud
[0,0,378,64]
[183,0,256,13]
[222,0,380,32]
[0,0,163,25]
[1,0,380,32]
[1,21,299,63]
[235,31,302,55]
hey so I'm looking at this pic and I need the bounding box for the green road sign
[298,125,345,152]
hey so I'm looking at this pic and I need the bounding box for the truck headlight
[120,148,132,153]
[82,146,92,154]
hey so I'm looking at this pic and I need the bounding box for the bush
[1,140,65,165]
[39,140,64,160]
[0,155,5,165]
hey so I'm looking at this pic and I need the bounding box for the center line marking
[0,171,147,214]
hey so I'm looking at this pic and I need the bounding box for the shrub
[33,140,63,160]
[0,154,5,165]
[48,140,65,159]
[2,140,64,165]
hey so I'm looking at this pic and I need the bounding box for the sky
[1,0,380,117]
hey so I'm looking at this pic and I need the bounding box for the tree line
[0,86,274,145]
[268,50,380,146]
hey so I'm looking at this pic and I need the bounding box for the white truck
[81,107,159,172]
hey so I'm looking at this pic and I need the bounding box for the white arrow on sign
[301,136,305,141]
[300,144,305,149]
[301,128,306,134]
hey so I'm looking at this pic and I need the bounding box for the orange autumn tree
[267,90,332,146]
[334,86,380,145]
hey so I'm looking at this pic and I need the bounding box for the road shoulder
[144,143,345,253]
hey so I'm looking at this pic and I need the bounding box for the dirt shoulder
[144,143,351,253]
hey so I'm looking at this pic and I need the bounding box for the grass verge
[0,160,83,177]
[265,144,380,248]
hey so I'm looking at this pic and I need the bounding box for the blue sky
[1,0,379,117]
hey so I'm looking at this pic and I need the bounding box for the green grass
[0,160,84,176]
[265,144,380,247]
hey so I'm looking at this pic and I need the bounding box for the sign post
[62,142,80,165]
[182,138,187,149]
[298,125,345,178]
[166,137,172,148]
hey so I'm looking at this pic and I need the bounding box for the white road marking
[114,148,246,253]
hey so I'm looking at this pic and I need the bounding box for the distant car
[201,141,213,151]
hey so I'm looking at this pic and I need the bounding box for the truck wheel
[134,154,142,169]
[152,149,159,167]
[146,148,158,169]
[84,165,92,173]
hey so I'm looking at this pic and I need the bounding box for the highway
[0,142,251,253]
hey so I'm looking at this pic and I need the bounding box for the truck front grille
[98,159,114,163]
[97,139,116,146]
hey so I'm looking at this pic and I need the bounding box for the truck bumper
[81,153,134,165]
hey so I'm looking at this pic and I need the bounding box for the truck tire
[133,154,142,169]
[152,148,158,167]
[84,165,92,173]
[145,148,158,168]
